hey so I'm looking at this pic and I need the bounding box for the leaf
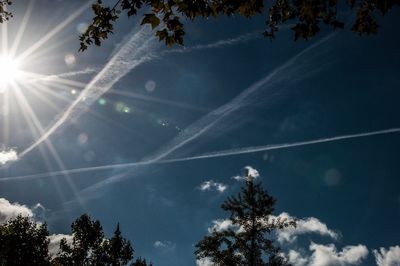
[141,13,160,29]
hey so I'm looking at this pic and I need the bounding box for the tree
[0,215,51,266]
[52,214,149,266]
[52,214,106,265]
[103,223,134,266]
[78,0,400,50]
[195,174,296,266]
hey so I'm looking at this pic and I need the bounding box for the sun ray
[12,84,86,209]
[1,86,10,145]
[23,70,88,89]
[16,1,91,62]
[23,83,66,112]
[9,0,35,58]
[1,5,8,55]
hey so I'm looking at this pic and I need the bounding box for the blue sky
[0,1,400,265]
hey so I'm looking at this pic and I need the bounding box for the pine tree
[195,174,296,266]
[104,223,134,266]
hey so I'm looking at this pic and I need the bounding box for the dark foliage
[0,213,149,266]
[52,214,145,266]
[79,0,400,50]
[0,0,12,23]
[0,215,51,266]
[195,177,296,266]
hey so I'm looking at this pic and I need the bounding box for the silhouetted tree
[195,174,296,266]
[131,257,152,266]
[52,214,106,265]
[0,215,51,266]
[52,214,149,266]
[103,223,134,266]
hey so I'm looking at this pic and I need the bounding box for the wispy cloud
[199,180,227,193]
[154,240,176,252]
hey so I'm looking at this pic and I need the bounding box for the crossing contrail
[15,29,266,161]
[79,33,337,191]
[2,127,399,182]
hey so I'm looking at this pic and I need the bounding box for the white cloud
[196,257,213,266]
[203,213,372,266]
[154,240,176,252]
[244,166,259,179]
[0,198,34,224]
[48,234,73,257]
[207,212,337,243]
[199,180,227,193]
[232,166,260,181]
[288,243,369,266]
[274,212,339,243]
[308,243,368,266]
[208,219,235,233]
[288,250,309,266]
[0,149,18,165]
[373,246,400,266]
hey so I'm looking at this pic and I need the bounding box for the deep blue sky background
[0,1,400,265]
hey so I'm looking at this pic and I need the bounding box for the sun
[0,55,21,89]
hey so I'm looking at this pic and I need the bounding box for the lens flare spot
[98,98,107,105]
[78,133,88,144]
[145,80,156,92]
[64,54,76,66]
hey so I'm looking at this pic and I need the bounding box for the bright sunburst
[0,55,21,90]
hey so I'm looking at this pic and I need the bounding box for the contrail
[2,127,399,182]
[37,67,97,81]
[163,30,263,54]
[16,30,267,160]
[81,33,336,191]
[18,27,159,158]
[142,33,336,163]
[162,127,400,162]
